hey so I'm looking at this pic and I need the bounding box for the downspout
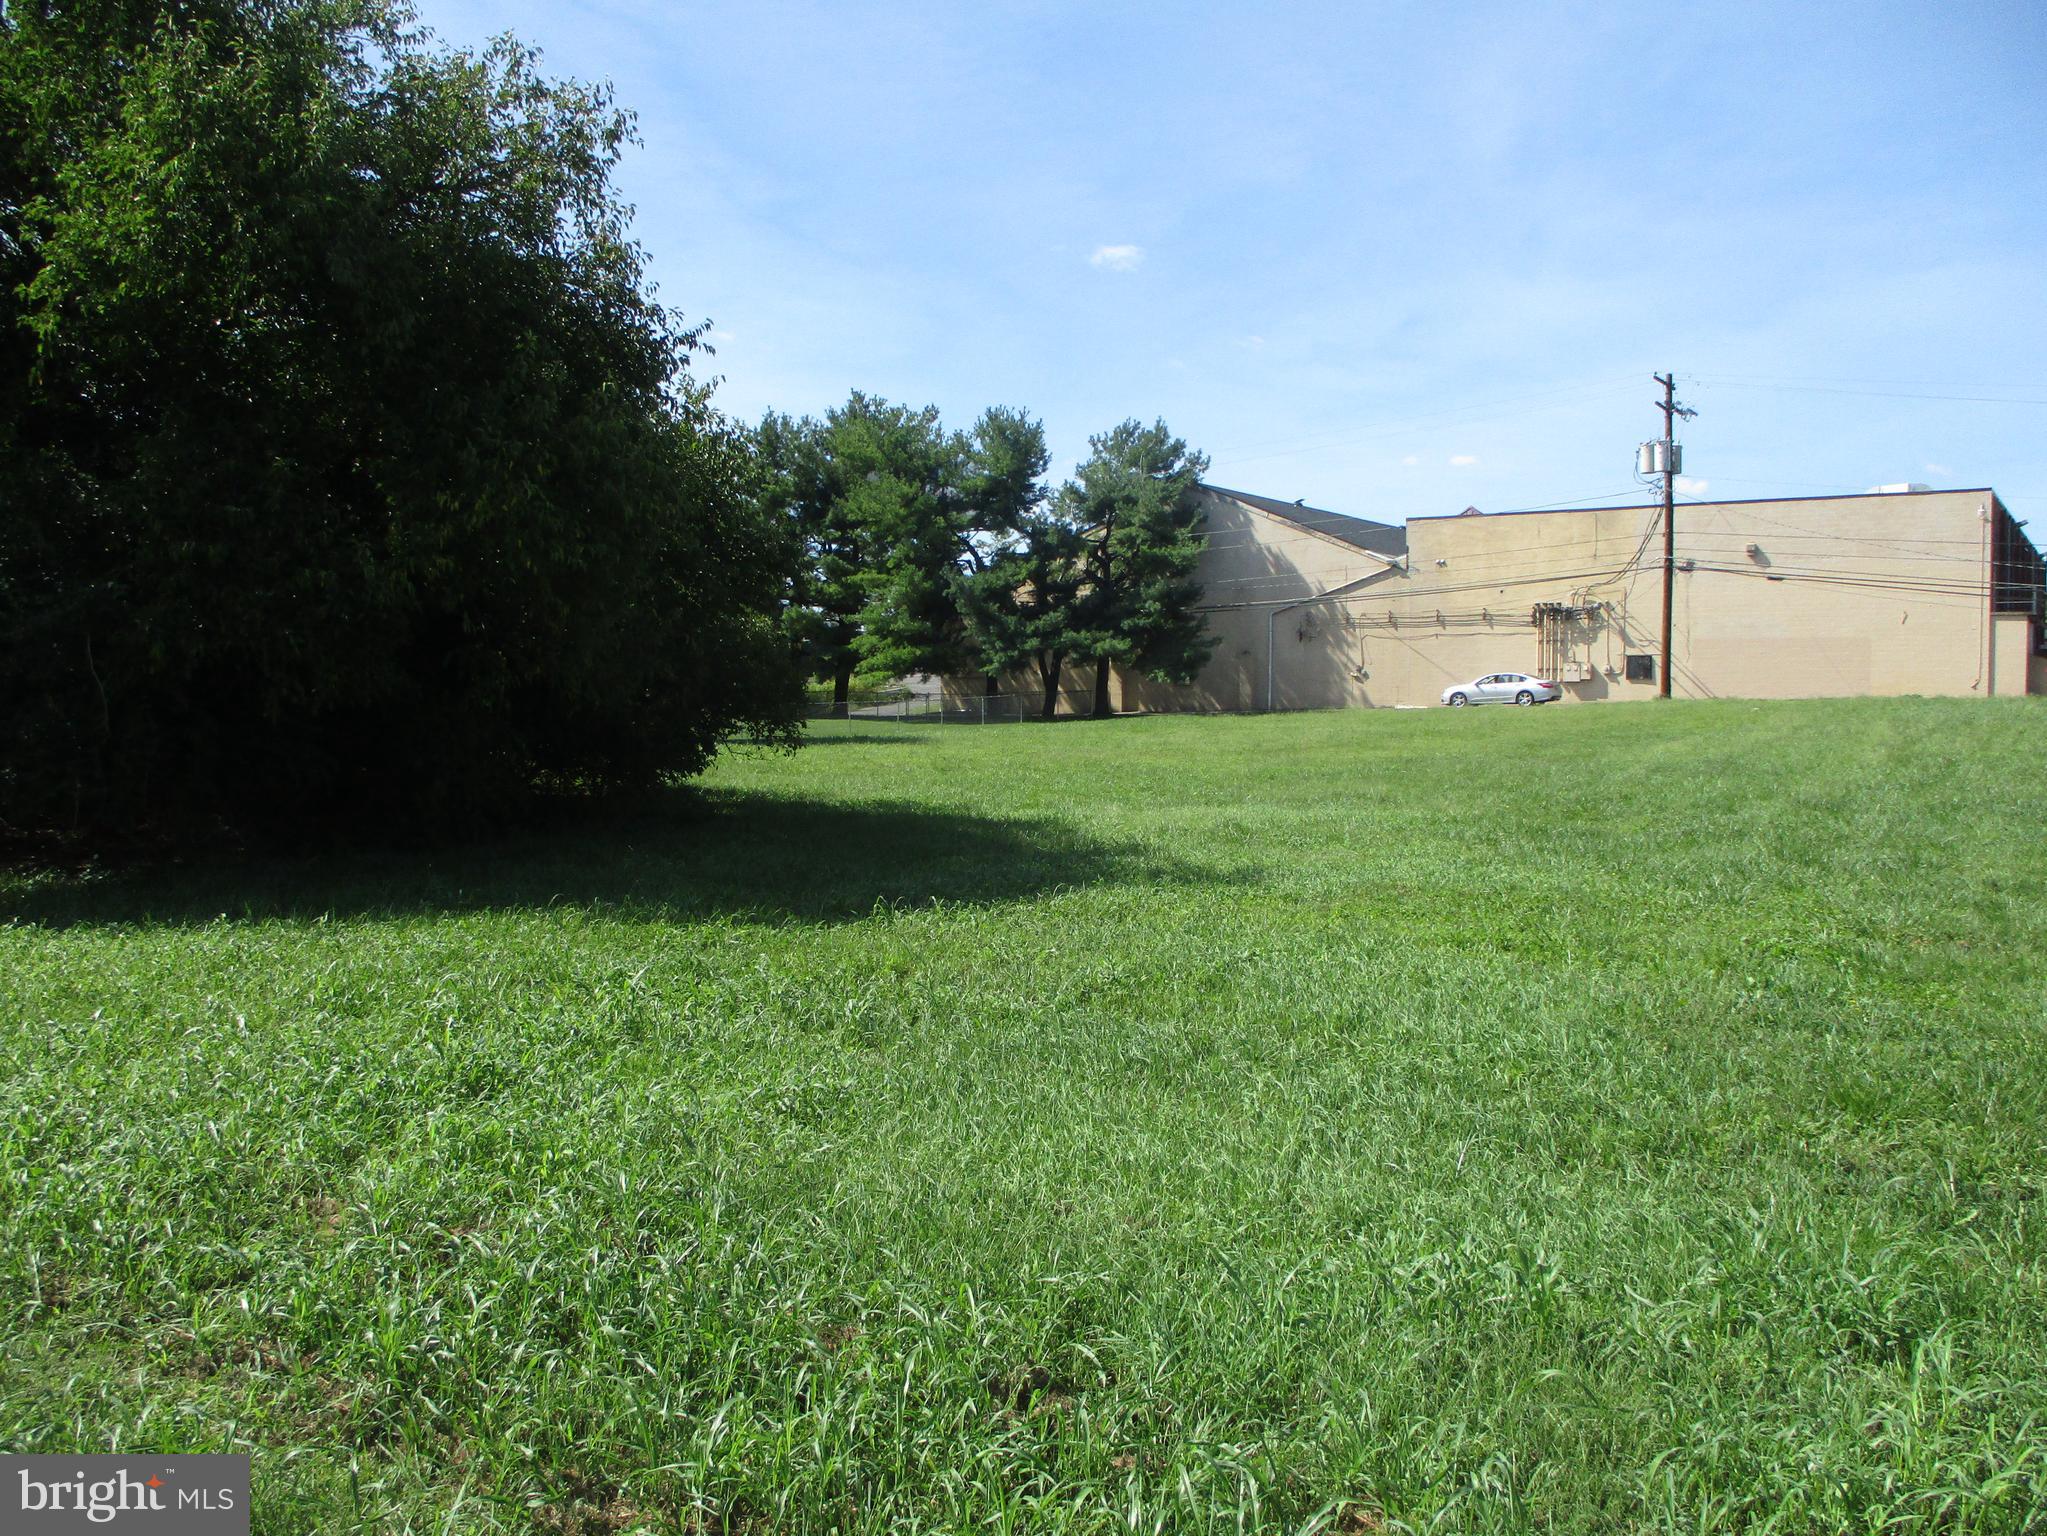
[1974,498,1991,692]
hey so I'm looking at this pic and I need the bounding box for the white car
[1441,672,1561,707]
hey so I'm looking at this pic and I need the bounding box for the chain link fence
[804,690,1031,733]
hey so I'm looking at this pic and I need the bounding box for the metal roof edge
[1409,487,2000,522]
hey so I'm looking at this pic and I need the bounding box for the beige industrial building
[993,482,2045,713]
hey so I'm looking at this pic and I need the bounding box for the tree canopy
[963,418,1213,717]
[956,501,1086,717]
[761,395,1050,700]
[0,0,797,836]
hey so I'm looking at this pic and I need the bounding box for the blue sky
[421,0,2047,524]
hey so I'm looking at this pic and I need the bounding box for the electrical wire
[1194,564,1638,613]
[1189,486,2022,564]
[1686,370,2046,391]
[1202,378,1642,469]
[1191,520,2002,597]
[1185,487,2029,612]
[1186,485,1645,556]
[1193,494,1661,571]
[1201,548,1999,614]
[1195,533,1649,595]
[1687,376,2047,407]
[1683,565,1986,613]
[1684,561,1987,595]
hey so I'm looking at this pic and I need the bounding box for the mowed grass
[3,698,2045,1534]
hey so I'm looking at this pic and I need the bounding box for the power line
[1191,484,2021,562]
[1196,523,1686,593]
[1187,486,1643,558]
[1200,559,1991,620]
[1687,370,2046,392]
[1205,375,1638,457]
[1195,534,1648,594]
[1202,377,1641,469]
[1684,564,1985,612]
[1689,377,2047,407]
[1195,564,1642,613]
[1191,513,2002,598]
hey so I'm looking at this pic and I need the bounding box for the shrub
[0,0,798,837]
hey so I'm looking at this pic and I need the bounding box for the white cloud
[1400,455,1420,467]
[1924,462,1951,476]
[1088,244,1144,271]
[1449,454,1478,467]
[1675,476,1710,496]
[1243,334,1266,350]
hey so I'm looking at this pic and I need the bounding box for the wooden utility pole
[1652,373,1695,699]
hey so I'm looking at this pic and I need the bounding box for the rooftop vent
[1869,482,1933,494]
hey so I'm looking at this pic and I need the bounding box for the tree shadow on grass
[0,785,1222,930]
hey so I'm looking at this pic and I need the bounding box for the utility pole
[1650,373,1696,699]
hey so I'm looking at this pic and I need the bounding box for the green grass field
[4,698,2045,1533]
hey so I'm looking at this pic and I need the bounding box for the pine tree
[962,418,1212,718]
[1064,419,1215,717]
[763,399,1051,700]
[958,504,1086,719]
[758,394,956,702]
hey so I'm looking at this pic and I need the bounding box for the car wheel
[1448,692,1468,707]
[1516,690,1534,706]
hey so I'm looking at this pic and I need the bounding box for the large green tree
[836,397,968,688]
[963,418,1212,718]
[0,0,798,835]
[1066,419,1215,716]
[758,394,955,702]
[761,397,1048,700]
[907,406,1050,694]
[754,407,864,703]
[956,500,1085,718]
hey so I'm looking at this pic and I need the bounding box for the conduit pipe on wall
[1975,499,1991,692]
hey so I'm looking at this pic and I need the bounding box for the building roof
[1407,485,1998,520]
[1202,483,1409,558]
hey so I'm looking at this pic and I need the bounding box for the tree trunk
[1091,656,1112,718]
[1039,654,1061,720]
[832,663,851,712]
[984,673,999,697]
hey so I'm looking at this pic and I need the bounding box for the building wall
[954,487,2022,714]
[1120,488,1402,713]
[945,661,1096,719]
[1131,489,2003,709]
[954,486,1401,716]
[1990,613,2037,698]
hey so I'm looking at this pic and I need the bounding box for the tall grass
[3,698,2044,1533]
